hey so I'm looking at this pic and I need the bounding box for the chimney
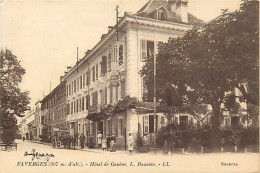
[169,0,188,23]
[60,76,64,83]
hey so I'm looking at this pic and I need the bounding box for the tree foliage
[0,49,30,144]
[140,0,258,150]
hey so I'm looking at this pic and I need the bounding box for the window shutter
[161,116,165,126]
[119,45,123,66]
[115,118,118,137]
[141,40,147,61]
[143,116,149,135]
[227,117,231,124]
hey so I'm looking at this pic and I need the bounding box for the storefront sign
[110,74,119,86]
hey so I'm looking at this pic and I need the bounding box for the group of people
[52,131,135,155]
[98,131,135,155]
[52,132,86,149]
[97,131,117,152]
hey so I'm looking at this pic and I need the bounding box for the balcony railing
[88,104,101,114]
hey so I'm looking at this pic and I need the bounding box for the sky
[0,0,241,113]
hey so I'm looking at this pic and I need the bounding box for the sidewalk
[28,140,128,154]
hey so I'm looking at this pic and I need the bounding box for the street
[0,139,259,173]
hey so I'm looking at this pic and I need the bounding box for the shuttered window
[143,116,149,135]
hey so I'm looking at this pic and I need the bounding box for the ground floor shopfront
[69,109,168,149]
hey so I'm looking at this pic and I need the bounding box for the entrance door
[180,116,188,126]
[98,121,103,135]
[149,115,154,133]
[93,122,97,146]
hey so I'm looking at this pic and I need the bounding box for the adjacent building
[34,101,43,140]
[20,110,35,140]
[41,80,68,142]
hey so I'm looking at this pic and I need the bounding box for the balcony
[88,104,101,114]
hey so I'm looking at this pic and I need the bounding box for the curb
[27,140,127,154]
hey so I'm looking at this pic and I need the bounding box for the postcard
[0,0,259,173]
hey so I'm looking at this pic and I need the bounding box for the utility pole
[77,46,79,73]
[50,81,52,93]
[116,5,119,41]
[0,52,3,110]
[153,34,157,153]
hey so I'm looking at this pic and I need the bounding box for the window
[140,40,154,61]
[143,116,149,135]
[149,115,155,133]
[105,87,107,105]
[100,62,103,76]
[179,116,188,126]
[100,89,104,107]
[77,78,79,91]
[108,120,112,135]
[74,80,76,93]
[161,116,165,125]
[66,86,68,97]
[101,56,107,75]
[92,67,95,82]
[82,97,84,111]
[121,80,125,98]
[76,99,78,113]
[110,86,113,103]
[80,75,83,89]
[96,64,98,80]
[86,71,90,85]
[83,74,85,88]
[116,86,118,101]
[108,53,112,71]
[119,45,123,66]
[190,117,194,124]
[141,40,147,61]
[71,102,73,114]
[69,84,71,96]
[68,103,70,115]
[86,95,90,110]
[118,118,123,136]
[158,9,167,21]
[79,98,81,112]
[74,101,76,114]
[71,83,73,95]
[227,117,231,124]
[92,91,98,106]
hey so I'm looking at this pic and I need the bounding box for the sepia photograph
[0,0,259,173]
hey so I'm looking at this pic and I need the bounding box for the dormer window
[158,11,167,21]
[156,7,167,21]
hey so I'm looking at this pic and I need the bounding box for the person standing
[106,134,111,151]
[68,135,72,149]
[72,135,76,149]
[97,131,102,148]
[110,134,116,152]
[63,133,68,148]
[128,133,134,155]
[89,135,94,149]
[102,136,107,151]
[80,134,86,149]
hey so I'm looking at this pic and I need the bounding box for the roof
[63,0,205,79]
[134,0,206,27]
[41,80,66,103]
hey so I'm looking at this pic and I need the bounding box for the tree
[0,49,30,144]
[140,0,258,151]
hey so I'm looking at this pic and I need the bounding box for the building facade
[41,80,68,142]
[34,101,43,141]
[20,110,35,140]
[63,0,204,147]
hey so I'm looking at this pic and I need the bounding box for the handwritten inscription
[24,149,55,161]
